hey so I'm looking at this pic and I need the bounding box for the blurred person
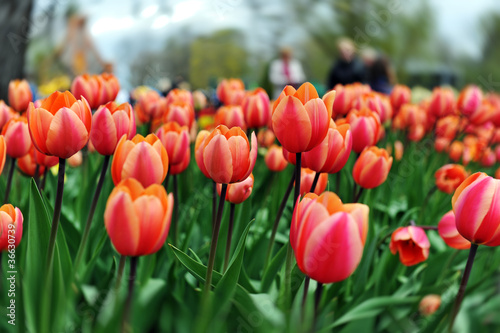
[326,38,366,89]
[367,54,396,94]
[269,47,306,99]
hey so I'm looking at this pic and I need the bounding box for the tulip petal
[272,96,311,153]
[203,133,233,184]
[46,107,89,158]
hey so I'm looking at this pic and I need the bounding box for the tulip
[257,128,275,148]
[166,88,193,107]
[299,168,328,195]
[90,102,136,156]
[457,85,482,119]
[216,78,245,106]
[390,84,411,112]
[27,90,92,159]
[272,83,332,153]
[302,120,352,174]
[162,102,195,131]
[419,295,441,316]
[290,192,369,283]
[0,136,5,175]
[352,92,391,123]
[68,151,83,167]
[217,174,254,205]
[434,137,450,153]
[111,134,169,187]
[434,164,468,194]
[330,84,353,117]
[435,115,460,141]
[346,108,381,153]
[480,147,496,167]
[8,79,32,112]
[352,146,393,189]
[448,141,463,162]
[214,105,247,131]
[242,88,271,129]
[0,204,23,251]
[265,145,288,172]
[104,178,173,256]
[17,147,46,177]
[0,101,15,131]
[394,140,403,161]
[192,90,207,110]
[1,116,31,158]
[438,211,470,250]
[389,226,430,266]
[169,152,190,175]
[428,87,455,118]
[97,73,120,106]
[196,125,257,184]
[33,149,58,169]
[155,122,190,167]
[137,90,162,124]
[195,130,211,178]
[71,74,100,109]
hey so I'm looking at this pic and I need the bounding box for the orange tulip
[137,90,162,124]
[17,147,45,177]
[216,79,245,106]
[272,83,332,153]
[111,134,169,187]
[71,74,100,109]
[33,148,58,168]
[346,108,381,153]
[155,122,190,166]
[448,141,463,162]
[389,226,430,266]
[434,164,468,194]
[435,115,460,141]
[264,144,288,172]
[390,84,411,112]
[352,92,391,123]
[0,204,23,251]
[90,102,136,155]
[330,84,353,117]
[214,105,247,131]
[352,146,393,189]
[68,151,83,167]
[97,73,120,106]
[27,91,92,159]
[1,116,31,158]
[242,88,271,129]
[8,79,32,112]
[162,102,195,130]
[257,128,275,148]
[104,178,173,256]
[165,88,193,107]
[217,174,254,204]
[302,120,352,174]
[419,295,441,316]
[438,211,471,250]
[290,192,369,283]
[299,168,328,195]
[196,125,257,184]
[0,136,5,175]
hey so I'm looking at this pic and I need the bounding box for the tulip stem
[419,185,437,224]
[301,276,310,321]
[203,183,227,297]
[335,171,341,194]
[223,203,235,273]
[448,243,478,332]
[4,157,16,204]
[212,181,216,230]
[353,185,364,203]
[294,153,302,205]
[263,172,295,270]
[114,254,127,292]
[40,168,48,191]
[34,164,40,188]
[313,282,324,329]
[46,158,66,271]
[173,174,179,246]
[122,256,138,333]
[164,170,171,190]
[310,172,321,193]
[74,155,110,275]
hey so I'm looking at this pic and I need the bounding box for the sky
[30,0,500,87]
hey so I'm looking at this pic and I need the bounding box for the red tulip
[71,74,100,109]
[1,116,31,158]
[104,178,173,256]
[390,84,411,112]
[330,84,353,117]
[8,79,32,112]
[195,130,211,178]
[457,85,482,119]
[214,105,247,131]
[434,164,468,194]
[17,147,45,177]
[389,226,430,266]
[216,79,245,105]
[217,174,254,204]
[27,91,92,159]
[290,192,369,283]
[97,73,120,106]
[257,128,275,148]
[155,122,190,166]
[352,146,393,189]
[264,144,288,172]
[346,108,381,153]
[272,83,332,153]
[0,101,15,131]
[169,151,190,175]
[111,134,169,187]
[163,102,195,130]
[137,90,162,124]
[0,204,23,251]
[428,87,455,118]
[33,148,58,168]
[0,136,5,175]
[438,211,471,250]
[242,88,271,129]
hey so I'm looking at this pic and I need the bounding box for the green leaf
[261,244,288,292]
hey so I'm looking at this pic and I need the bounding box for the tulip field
[1,76,500,333]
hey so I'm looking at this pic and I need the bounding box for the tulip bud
[217,174,254,204]
[0,101,15,132]
[437,211,470,250]
[216,79,245,106]
[242,88,271,129]
[1,116,31,158]
[0,204,23,251]
[419,295,441,316]
[156,122,190,168]
[8,79,32,112]
[264,145,288,172]
[352,146,393,189]
[71,74,100,109]
[389,226,430,266]
[457,85,482,119]
[346,108,381,153]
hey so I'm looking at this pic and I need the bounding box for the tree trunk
[0,0,34,101]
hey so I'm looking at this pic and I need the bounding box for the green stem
[212,181,216,230]
[263,172,295,270]
[294,153,302,206]
[74,155,110,275]
[34,163,40,189]
[46,158,66,270]
[301,276,310,321]
[4,157,16,203]
[310,172,320,193]
[173,174,179,246]
[419,185,437,224]
[121,256,138,333]
[114,255,127,292]
[313,282,324,330]
[40,168,48,191]
[448,243,478,332]
[223,203,235,273]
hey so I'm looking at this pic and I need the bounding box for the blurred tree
[0,0,34,101]
[189,29,248,89]
[476,12,500,92]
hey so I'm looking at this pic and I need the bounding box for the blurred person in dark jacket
[326,38,366,89]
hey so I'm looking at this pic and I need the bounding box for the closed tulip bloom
[104,178,173,256]
[272,83,332,153]
[353,146,393,189]
[346,108,381,153]
[352,92,390,123]
[389,226,430,266]
[71,74,100,109]
[91,102,136,155]
[197,125,257,184]
[428,87,455,118]
[195,130,211,178]
[111,134,169,187]
[27,91,92,159]
[282,146,297,165]
[0,136,5,175]
[330,84,353,117]
[0,204,23,251]
[480,147,496,167]
[214,105,247,131]
[302,120,352,174]
[452,172,500,246]
[137,90,162,124]
[434,164,468,194]
[217,174,254,204]
[216,79,245,106]
[17,147,45,177]
[193,90,207,110]
[242,88,271,129]
[68,151,83,167]
[166,88,194,107]
[290,192,369,283]
[438,211,471,250]
[0,101,15,131]
[390,84,411,111]
[419,295,441,316]
[435,115,460,140]
[163,102,195,130]
[394,140,404,161]
[96,73,120,106]
[1,116,31,158]
[169,151,190,175]
[8,79,32,112]
[33,149,58,168]
[155,122,190,166]
[457,85,482,119]
[299,168,328,195]
[448,141,463,162]
[265,144,288,172]
[257,128,275,148]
